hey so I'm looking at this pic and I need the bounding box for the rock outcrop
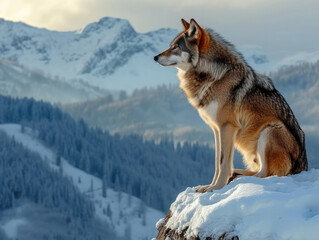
[154,170,319,240]
[156,210,238,240]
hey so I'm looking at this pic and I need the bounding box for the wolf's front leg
[197,125,237,193]
[210,127,221,186]
[196,127,220,193]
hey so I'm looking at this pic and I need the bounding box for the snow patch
[156,218,165,230]
[164,170,319,240]
[1,218,27,239]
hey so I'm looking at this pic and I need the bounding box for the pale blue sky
[1,0,318,59]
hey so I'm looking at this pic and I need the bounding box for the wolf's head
[154,18,211,71]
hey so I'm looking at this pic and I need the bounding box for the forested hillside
[270,61,319,92]
[0,131,117,240]
[0,95,213,211]
[63,85,212,144]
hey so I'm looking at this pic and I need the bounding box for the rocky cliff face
[156,210,238,240]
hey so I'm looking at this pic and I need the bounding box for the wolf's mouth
[157,62,176,67]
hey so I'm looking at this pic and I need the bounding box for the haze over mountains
[0,60,107,103]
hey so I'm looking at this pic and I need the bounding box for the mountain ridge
[0,16,179,91]
[0,16,277,92]
[0,60,107,103]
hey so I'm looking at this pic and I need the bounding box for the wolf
[154,18,307,193]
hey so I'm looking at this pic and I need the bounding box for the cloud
[0,0,318,59]
[0,0,314,32]
[0,0,102,31]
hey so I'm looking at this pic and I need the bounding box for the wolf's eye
[172,44,178,50]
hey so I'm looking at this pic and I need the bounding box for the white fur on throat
[178,68,219,126]
[177,69,188,90]
[198,101,219,129]
[176,52,192,71]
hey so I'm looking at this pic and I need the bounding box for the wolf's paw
[196,184,214,193]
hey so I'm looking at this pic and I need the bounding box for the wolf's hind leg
[255,126,293,177]
[232,169,258,176]
[263,127,293,177]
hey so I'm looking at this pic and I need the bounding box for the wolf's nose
[154,55,159,61]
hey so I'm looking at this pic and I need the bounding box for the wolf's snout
[154,55,159,61]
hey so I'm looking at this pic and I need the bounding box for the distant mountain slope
[62,85,212,144]
[270,61,319,127]
[63,61,319,138]
[0,60,106,103]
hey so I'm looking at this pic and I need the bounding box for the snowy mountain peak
[145,27,178,37]
[80,16,136,38]
[0,16,178,91]
[0,18,49,36]
[0,17,275,93]
[1,17,317,92]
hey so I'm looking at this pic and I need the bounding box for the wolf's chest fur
[178,69,220,128]
[197,101,219,129]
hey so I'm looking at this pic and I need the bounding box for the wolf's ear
[181,18,190,31]
[187,18,202,40]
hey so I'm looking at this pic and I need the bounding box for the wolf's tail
[290,139,308,174]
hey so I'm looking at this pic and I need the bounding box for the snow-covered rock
[156,170,319,240]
